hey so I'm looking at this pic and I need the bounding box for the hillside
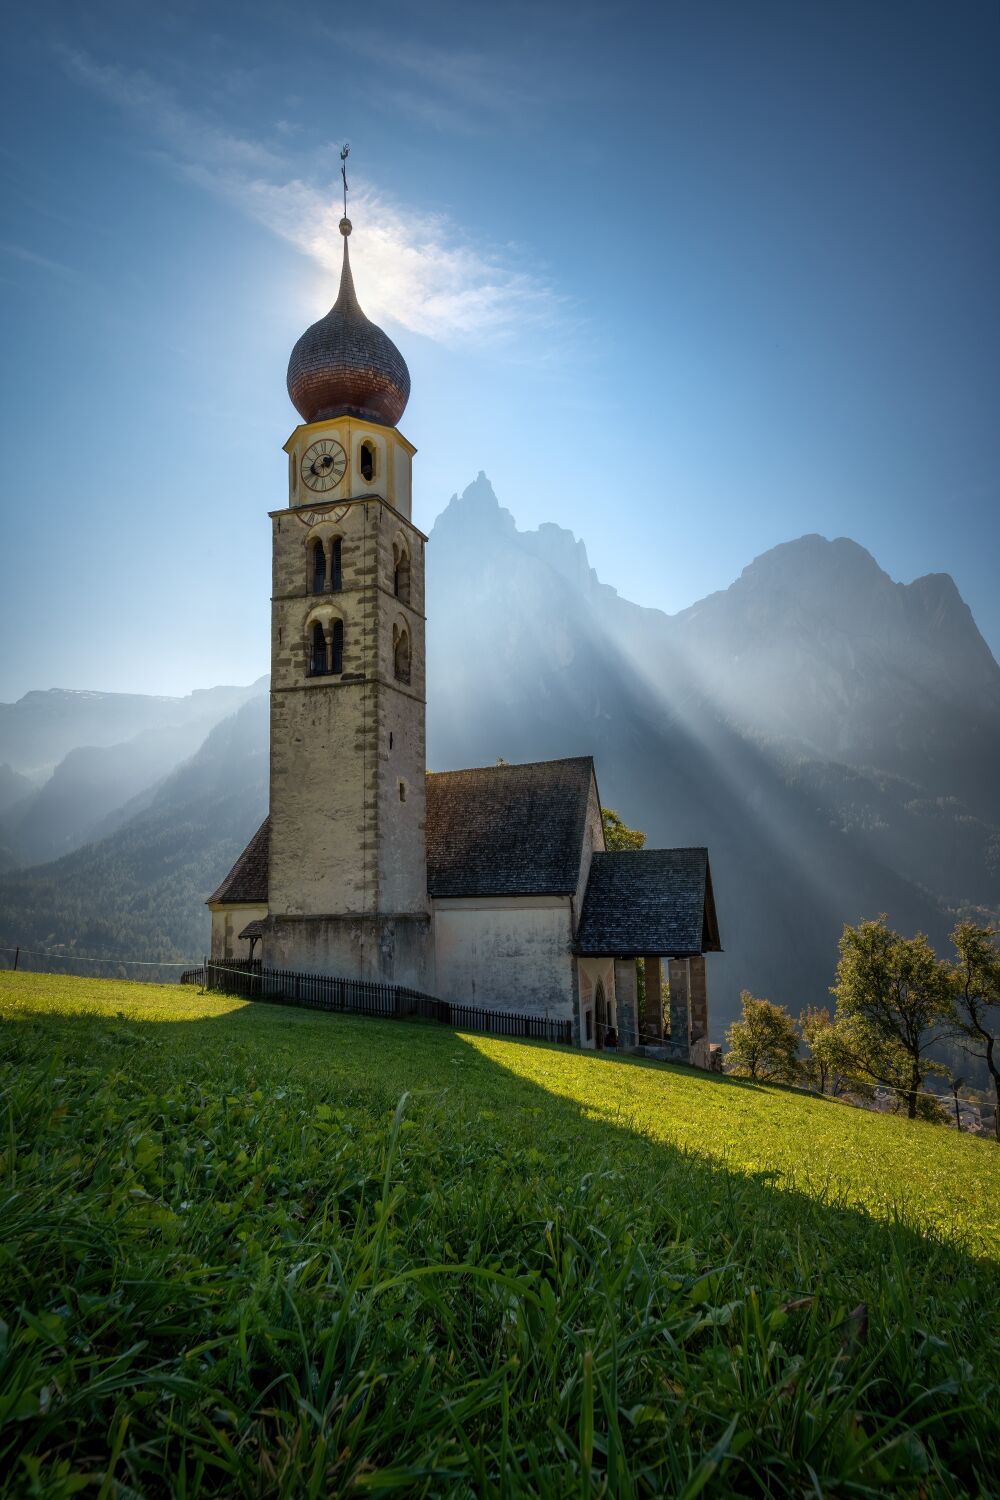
[0,679,268,869]
[0,697,268,968]
[1,972,997,1495]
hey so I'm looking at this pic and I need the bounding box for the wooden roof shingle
[574,848,722,957]
[207,819,270,905]
[425,757,594,898]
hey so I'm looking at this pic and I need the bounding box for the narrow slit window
[309,620,328,676]
[330,537,343,592]
[331,617,344,674]
[393,625,411,685]
[311,539,326,594]
[360,441,375,484]
[398,780,406,802]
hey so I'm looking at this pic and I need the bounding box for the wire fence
[0,944,200,983]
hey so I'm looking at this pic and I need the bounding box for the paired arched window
[393,543,411,605]
[360,441,375,484]
[393,624,411,685]
[308,617,344,676]
[308,536,343,594]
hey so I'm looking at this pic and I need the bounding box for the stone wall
[263,912,432,988]
[613,958,639,1047]
[267,434,430,976]
[667,958,691,1062]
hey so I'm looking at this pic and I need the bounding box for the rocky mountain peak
[431,472,517,545]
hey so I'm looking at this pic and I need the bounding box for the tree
[798,1005,836,1093]
[725,991,800,1082]
[601,808,646,851]
[947,921,1000,1142]
[830,916,952,1119]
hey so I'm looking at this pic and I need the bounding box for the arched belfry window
[331,617,344,675]
[393,624,411,685]
[331,537,342,592]
[393,543,411,605]
[309,620,328,676]
[360,441,375,484]
[310,538,326,595]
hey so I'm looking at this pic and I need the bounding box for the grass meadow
[1,970,998,1497]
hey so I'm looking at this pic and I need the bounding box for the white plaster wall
[209,903,268,960]
[433,897,575,1018]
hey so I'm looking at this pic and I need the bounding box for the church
[208,192,722,1063]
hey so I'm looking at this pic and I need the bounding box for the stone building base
[262,912,433,990]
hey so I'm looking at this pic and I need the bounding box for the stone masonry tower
[264,198,431,986]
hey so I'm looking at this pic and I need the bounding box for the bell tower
[264,169,431,986]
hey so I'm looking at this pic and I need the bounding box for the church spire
[286,144,410,428]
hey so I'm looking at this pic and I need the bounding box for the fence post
[12,946,19,971]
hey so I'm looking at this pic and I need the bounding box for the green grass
[1,972,998,1497]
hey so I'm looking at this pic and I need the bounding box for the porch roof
[574,848,722,958]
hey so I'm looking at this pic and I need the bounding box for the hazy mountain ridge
[0,698,269,966]
[1,475,996,1028]
[0,678,270,869]
[670,534,1000,816]
[0,678,269,778]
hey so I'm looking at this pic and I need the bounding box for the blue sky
[1,0,997,699]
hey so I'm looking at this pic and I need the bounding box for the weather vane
[340,143,350,218]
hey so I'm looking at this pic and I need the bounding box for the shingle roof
[574,848,722,957]
[207,819,270,904]
[426,757,594,898]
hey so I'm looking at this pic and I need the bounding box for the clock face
[301,439,347,493]
[294,503,350,527]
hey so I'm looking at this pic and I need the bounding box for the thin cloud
[338,32,543,131]
[59,48,565,350]
[0,240,80,281]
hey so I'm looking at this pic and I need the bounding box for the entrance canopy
[574,848,721,958]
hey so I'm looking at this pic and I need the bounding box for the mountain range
[2,473,997,1036]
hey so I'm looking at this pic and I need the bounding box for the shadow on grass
[2,996,999,1494]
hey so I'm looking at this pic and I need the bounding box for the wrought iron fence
[204,959,573,1046]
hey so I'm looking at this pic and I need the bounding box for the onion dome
[287,217,410,427]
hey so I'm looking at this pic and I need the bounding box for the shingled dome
[287,217,410,428]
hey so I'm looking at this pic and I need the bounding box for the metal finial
[339,143,352,237]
